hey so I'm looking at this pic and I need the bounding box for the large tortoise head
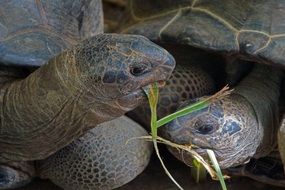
[73,33,176,111]
[0,33,175,162]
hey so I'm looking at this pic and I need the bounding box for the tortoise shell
[0,0,103,67]
[124,0,285,68]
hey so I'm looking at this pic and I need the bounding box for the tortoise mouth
[168,145,230,169]
[156,80,166,88]
[141,80,166,92]
[116,80,167,111]
[135,79,167,97]
[178,145,238,169]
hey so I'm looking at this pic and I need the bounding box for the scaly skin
[225,154,285,187]
[164,64,282,169]
[0,33,175,162]
[37,116,152,190]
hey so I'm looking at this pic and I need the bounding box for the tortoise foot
[226,157,285,187]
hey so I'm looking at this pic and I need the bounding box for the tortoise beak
[140,52,176,89]
[156,52,176,81]
[117,52,175,110]
[120,51,175,94]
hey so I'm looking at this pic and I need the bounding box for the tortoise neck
[235,64,283,158]
[0,50,103,162]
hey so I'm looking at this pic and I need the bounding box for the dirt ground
[16,148,284,190]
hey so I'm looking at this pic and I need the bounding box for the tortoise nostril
[130,65,147,76]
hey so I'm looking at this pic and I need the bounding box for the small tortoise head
[0,162,35,189]
[164,94,260,169]
[74,34,175,113]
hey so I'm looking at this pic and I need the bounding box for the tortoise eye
[195,124,214,135]
[130,65,148,76]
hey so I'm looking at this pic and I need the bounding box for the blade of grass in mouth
[144,83,183,189]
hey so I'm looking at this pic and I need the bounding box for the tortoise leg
[0,67,34,189]
[0,161,35,189]
[226,157,285,187]
[37,116,152,190]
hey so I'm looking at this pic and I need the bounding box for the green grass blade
[157,85,231,128]
[206,149,227,190]
[144,83,159,139]
[157,101,208,128]
[191,158,207,183]
[153,140,183,190]
[145,83,183,190]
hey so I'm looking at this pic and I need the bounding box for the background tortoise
[0,0,176,189]
[123,0,285,68]
[121,0,285,186]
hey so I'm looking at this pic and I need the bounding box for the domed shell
[124,0,285,68]
[0,0,103,67]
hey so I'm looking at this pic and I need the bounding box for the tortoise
[164,63,282,167]
[121,0,285,186]
[0,0,176,189]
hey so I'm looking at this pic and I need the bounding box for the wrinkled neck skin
[0,50,140,163]
[234,64,282,158]
[216,65,282,167]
